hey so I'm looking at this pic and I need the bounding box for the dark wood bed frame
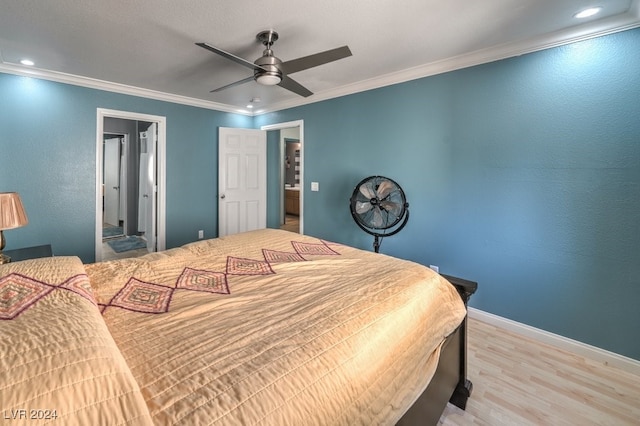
[397,274,478,425]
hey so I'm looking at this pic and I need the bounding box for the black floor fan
[349,176,409,253]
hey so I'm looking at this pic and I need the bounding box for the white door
[139,123,157,252]
[104,137,120,227]
[218,127,267,237]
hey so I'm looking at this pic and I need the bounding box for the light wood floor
[439,318,640,425]
[280,214,299,233]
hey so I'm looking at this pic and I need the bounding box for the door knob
[220,194,226,199]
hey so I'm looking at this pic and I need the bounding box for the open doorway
[95,109,166,262]
[262,120,304,235]
[101,122,153,260]
[282,132,300,233]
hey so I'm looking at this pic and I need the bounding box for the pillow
[0,257,153,425]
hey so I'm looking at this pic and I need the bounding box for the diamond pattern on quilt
[226,256,274,275]
[262,249,306,264]
[176,268,229,294]
[292,241,340,257]
[0,273,52,320]
[110,278,173,314]
[59,274,97,305]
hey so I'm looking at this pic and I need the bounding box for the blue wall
[0,74,251,262]
[1,27,638,360]
[256,28,640,360]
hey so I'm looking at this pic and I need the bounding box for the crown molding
[0,62,252,116]
[2,5,638,118]
[256,8,640,115]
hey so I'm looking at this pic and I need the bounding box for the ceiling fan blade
[355,201,373,214]
[210,76,255,93]
[282,46,352,74]
[196,42,268,72]
[376,179,395,199]
[278,75,313,97]
[359,181,376,199]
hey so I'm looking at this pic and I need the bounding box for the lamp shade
[0,192,29,230]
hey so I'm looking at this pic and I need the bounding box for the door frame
[261,120,304,235]
[95,108,167,261]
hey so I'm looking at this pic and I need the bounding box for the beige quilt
[86,229,466,425]
[0,256,153,425]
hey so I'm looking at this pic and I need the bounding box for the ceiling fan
[196,30,352,97]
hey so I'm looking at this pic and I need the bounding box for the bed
[1,229,475,425]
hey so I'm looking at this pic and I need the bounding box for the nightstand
[2,244,53,262]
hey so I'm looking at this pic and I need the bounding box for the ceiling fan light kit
[197,30,352,97]
[255,74,281,86]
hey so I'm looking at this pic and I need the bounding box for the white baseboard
[468,307,640,377]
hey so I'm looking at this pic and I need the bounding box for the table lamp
[0,192,29,264]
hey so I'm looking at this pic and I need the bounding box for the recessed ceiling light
[574,7,602,19]
[20,59,35,66]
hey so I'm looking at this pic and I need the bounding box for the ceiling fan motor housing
[254,53,283,85]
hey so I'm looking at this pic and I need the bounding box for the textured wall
[0,74,251,262]
[256,28,640,360]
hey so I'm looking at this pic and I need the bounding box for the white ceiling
[1,0,638,115]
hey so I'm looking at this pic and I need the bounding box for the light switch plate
[311,182,319,191]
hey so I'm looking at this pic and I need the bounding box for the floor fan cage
[349,176,409,252]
